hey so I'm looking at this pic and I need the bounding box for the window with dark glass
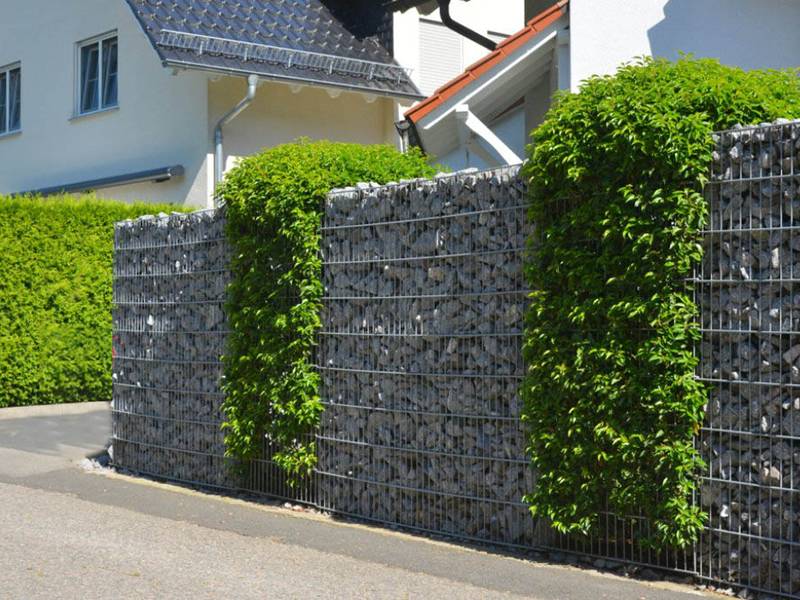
[79,34,118,115]
[0,64,21,135]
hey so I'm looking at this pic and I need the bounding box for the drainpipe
[437,0,497,52]
[214,74,259,201]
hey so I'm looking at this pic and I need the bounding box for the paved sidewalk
[0,403,716,600]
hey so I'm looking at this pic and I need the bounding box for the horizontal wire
[317,365,523,380]
[114,299,225,306]
[320,401,519,422]
[115,356,222,366]
[114,268,229,279]
[322,289,529,301]
[702,426,800,443]
[702,225,800,234]
[114,237,228,252]
[692,277,800,284]
[320,204,530,231]
[113,382,225,397]
[114,329,229,335]
[113,436,224,457]
[315,469,528,507]
[316,434,528,465]
[112,409,223,427]
[707,172,800,184]
[318,331,523,338]
[698,327,800,335]
[696,376,800,388]
[323,246,526,266]
[700,474,800,494]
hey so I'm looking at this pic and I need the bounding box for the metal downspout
[437,0,497,51]
[214,74,259,202]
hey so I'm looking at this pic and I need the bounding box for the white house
[0,0,527,207]
[404,0,800,171]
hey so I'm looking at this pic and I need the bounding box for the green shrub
[0,195,183,408]
[219,140,436,480]
[522,57,800,547]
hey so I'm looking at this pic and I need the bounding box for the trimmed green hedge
[522,57,800,547]
[220,140,436,480]
[0,195,182,408]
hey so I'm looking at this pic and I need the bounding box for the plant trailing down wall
[0,195,182,408]
[521,57,800,547]
[219,140,435,480]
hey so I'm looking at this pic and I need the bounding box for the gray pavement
[0,403,717,600]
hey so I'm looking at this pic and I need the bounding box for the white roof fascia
[418,27,561,131]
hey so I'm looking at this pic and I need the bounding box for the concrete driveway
[0,403,717,600]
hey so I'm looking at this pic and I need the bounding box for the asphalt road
[0,403,717,600]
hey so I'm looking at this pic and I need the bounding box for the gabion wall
[111,135,800,598]
[698,121,800,598]
[112,209,236,488]
[316,167,540,546]
[112,209,307,501]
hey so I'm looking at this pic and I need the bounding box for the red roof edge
[405,0,569,124]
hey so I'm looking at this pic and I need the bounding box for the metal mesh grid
[315,168,696,574]
[111,208,309,502]
[696,122,800,598]
[109,148,800,597]
[315,168,539,545]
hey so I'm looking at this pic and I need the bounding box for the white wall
[393,0,526,115]
[437,107,526,172]
[210,79,397,177]
[0,0,210,206]
[570,0,800,91]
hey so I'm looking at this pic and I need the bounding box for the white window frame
[75,31,119,118]
[0,62,22,137]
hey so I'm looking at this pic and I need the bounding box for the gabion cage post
[697,122,800,599]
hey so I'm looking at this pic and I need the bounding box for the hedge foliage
[219,140,435,479]
[522,57,800,547]
[0,195,181,408]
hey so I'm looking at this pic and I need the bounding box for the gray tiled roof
[125,0,422,99]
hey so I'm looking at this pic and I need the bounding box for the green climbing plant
[521,56,800,547]
[219,140,435,481]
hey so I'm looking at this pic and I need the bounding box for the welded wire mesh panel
[698,121,800,598]
[316,167,547,546]
[111,208,308,501]
[316,168,698,571]
[112,209,238,488]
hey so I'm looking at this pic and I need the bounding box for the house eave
[163,60,425,102]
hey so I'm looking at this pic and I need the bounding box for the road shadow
[0,410,110,459]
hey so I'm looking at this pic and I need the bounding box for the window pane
[80,43,99,113]
[0,72,6,134]
[102,37,118,108]
[8,68,20,131]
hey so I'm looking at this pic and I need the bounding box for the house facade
[405,0,800,171]
[0,0,527,207]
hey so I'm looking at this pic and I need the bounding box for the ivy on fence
[521,57,800,546]
[219,140,435,480]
